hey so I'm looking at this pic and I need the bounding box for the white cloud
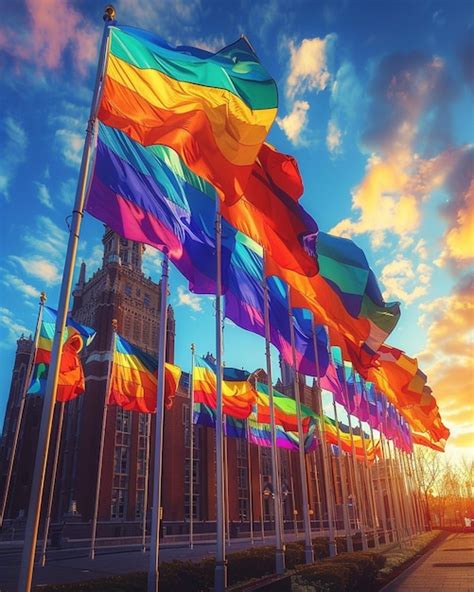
[326,120,342,153]
[276,100,310,145]
[142,246,163,279]
[24,215,68,261]
[285,35,335,99]
[36,182,53,209]
[1,272,40,299]
[0,116,28,201]
[9,255,61,285]
[380,255,432,305]
[176,286,202,312]
[0,307,30,343]
[55,129,83,167]
[60,178,77,205]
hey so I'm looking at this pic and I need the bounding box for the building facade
[1,230,384,539]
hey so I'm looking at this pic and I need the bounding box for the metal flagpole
[262,272,285,573]
[379,421,401,543]
[368,423,389,544]
[385,436,405,542]
[18,10,115,589]
[376,392,398,543]
[287,301,314,564]
[224,435,231,546]
[323,327,352,552]
[409,450,424,532]
[289,459,298,537]
[401,449,418,535]
[312,322,337,556]
[40,401,66,567]
[390,440,409,539]
[148,253,170,592]
[213,199,227,592]
[359,381,380,549]
[258,447,265,540]
[407,451,422,534]
[189,344,195,549]
[357,414,379,548]
[246,422,255,545]
[311,451,322,532]
[0,292,46,528]
[90,319,117,560]
[395,444,415,538]
[340,367,368,551]
[142,414,151,553]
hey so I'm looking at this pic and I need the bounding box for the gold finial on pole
[191,343,195,354]
[103,4,116,21]
[40,292,47,304]
[112,318,118,331]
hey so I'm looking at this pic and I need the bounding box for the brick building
[0,229,335,538]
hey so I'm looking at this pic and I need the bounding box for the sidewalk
[383,532,474,591]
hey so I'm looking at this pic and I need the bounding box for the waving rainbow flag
[192,356,257,419]
[96,25,277,206]
[110,334,181,413]
[28,306,96,402]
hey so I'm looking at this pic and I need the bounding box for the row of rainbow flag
[27,306,438,457]
[77,24,448,450]
[29,23,447,452]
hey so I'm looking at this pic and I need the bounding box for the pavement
[382,532,474,592]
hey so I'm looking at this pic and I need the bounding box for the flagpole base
[361,532,369,551]
[345,535,354,553]
[214,560,227,592]
[275,548,285,574]
[328,540,337,557]
[304,545,315,564]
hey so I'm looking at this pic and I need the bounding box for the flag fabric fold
[98,26,278,205]
[110,334,181,412]
[28,306,96,403]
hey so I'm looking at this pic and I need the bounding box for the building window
[144,293,151,307]
[136,490,145,519]
[111,488,127,520]
[124,284,132,297]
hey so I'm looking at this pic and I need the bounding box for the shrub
[296,563,352,592]
[227,546,277,584]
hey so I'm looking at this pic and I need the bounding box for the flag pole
[90,318,117,559]
[359,380,380,548]
[376,392,398,542]
[311,321,337,556]
[262,272,285,573]
[323,328,352,552]
[287,298,314,564]
[148,253,170,592]
[340,366,368,550]
[224,434,231,546]
[257,446,265,540]
[142,414,151,553]
[18,9,115,590]
[40,401,65,567]
[189,343,195,549]
[213,199,227,592]
[311,450,322,532]
[245,422,255,545]
[368,419,389,544]
[0,291,46,528]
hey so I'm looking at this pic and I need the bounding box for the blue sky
[0,0,473,458]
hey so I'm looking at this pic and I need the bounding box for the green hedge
[294,551,386,592]
[36,544,386,592]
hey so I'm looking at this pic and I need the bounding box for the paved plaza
[385,532,474,592]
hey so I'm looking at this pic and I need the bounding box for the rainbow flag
[110,334,181,412]
[322,414,379,462]
[247,410,317,453]
[254,381,316,433]
[192,356,257,419]
[28,307,96,402]
[192,402,317,453]
[96,25,277,206]
[221,142,319,277]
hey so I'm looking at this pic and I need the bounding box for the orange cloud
[417,276,474,459]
